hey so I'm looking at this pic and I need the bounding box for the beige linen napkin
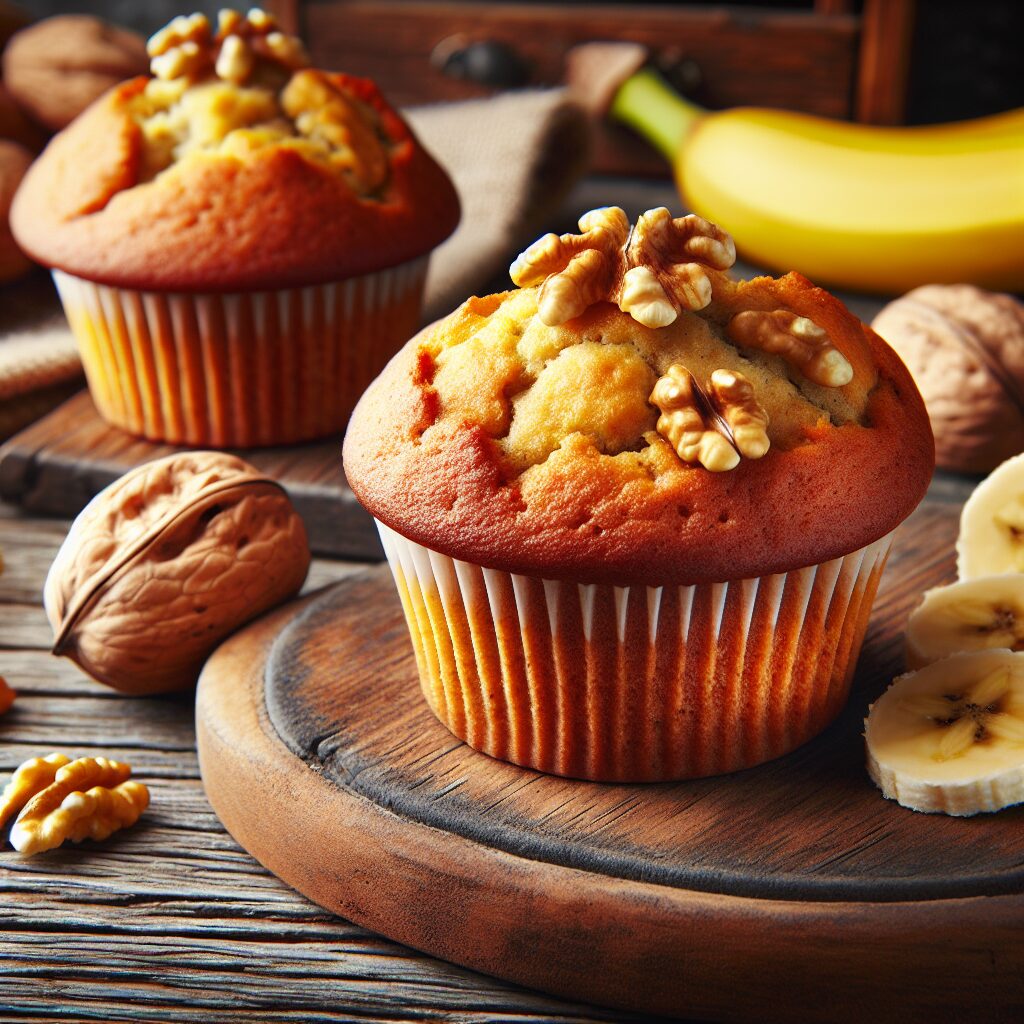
[0,89,591,439]
[408,89,591,320]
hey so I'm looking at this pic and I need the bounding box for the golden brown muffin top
[344,209,934,585]
[11,9,459,291]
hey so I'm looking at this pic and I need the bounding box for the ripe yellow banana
[610,70,1024,294]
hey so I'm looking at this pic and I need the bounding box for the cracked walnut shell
[44,452,310,695]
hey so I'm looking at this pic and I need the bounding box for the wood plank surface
[195,482,1024,1021]
[0,391,382,561]
[0,502,644,1023]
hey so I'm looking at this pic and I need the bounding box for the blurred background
[8,1,1024,128]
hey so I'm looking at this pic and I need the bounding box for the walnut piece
[0,752,70,827]
[708,368,771,460]
[44,452,310,695]
[510,206,737,328]
[650,364,769,472]
[7,756,149,856]
[147,8,308,85]
[509,207,629,325]
[726,309,853,388]
[214,32,254,85]
[0,675,14,716]
[622,209,736,327]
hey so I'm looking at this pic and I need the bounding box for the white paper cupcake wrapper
[377,519,894,781]
[53,258,428,447]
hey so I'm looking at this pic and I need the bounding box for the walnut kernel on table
[44,452,310,695]
[0,754,148,856]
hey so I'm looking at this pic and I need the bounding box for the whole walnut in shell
[2,15,147,131]
[872,285,1024,474]
[44,452,310,695]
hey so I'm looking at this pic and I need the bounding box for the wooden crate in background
[267,0,916,176]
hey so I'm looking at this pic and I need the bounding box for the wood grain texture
[0,391,381,560]
[302,0,860,178]
[0,503,635,1023]
[197,479,1024,1021]
[305,1,859,116]
[857,0,917,124]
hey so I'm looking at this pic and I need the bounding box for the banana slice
[865,649,1024,815]
[958,452,1024,578]
[906,574,1024,669]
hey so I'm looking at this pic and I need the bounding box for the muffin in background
[11,9,459,447]
[344,207,934,782]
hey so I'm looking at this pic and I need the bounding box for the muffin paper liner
[377,520,894,781]
[53,259,428,447]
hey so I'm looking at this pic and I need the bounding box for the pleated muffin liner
[52,259,428,448]
[377,519,895,782]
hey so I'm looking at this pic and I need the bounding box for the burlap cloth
[0,89,590,440]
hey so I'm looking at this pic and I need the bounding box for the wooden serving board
[0,391,380,559]
[196,488,1024,1022]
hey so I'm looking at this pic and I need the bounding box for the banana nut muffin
[12,8,459,446]
[344,207,934,781]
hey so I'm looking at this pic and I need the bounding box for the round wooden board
[196,502,1024,1022]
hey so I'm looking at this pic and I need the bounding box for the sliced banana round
[958,452,1024,579]
[865,649,1024,815]
[906,574,1024,669]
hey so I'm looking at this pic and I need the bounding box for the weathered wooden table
[0,499,648,1023]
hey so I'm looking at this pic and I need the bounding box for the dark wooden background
[12,0,1024,125]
